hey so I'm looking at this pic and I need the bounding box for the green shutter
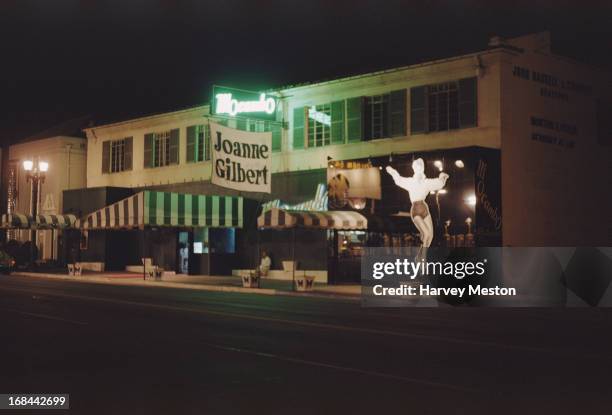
[346,97,363,142]
[123,137,133,171]
[293,107,305,149]
[331,100,345,144]
[271,123,282,152]
[410,86,426,134]
[169,128,179,164]
[236,118,247,131]
[389,89,407,137]
[204,124,211,160]
[102,140,110,173]
[187,125,199,163]
[186,126,196,163]
[144,133,153,168]
[459,77,477,128]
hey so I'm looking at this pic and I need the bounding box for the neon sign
[212,86,277,120]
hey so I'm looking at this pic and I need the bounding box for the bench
[232,269,328,284]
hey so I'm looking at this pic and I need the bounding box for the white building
[83,32,612,249]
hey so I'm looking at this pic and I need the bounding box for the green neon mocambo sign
[212,86,277,120]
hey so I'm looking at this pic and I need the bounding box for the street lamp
[23,158,48,263]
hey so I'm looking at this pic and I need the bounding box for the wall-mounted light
[23,160,33,171]
[434,160,443,171]
[438,189,447,195]
[39,161,49,172]
[465,194,477,206]
[455,160,464,168]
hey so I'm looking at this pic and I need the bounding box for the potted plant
[294,273,315,292]
[242,271,260,288]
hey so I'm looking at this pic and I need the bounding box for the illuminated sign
[212,86,277,120]
[308,107,331,126]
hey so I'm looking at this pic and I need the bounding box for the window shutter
[410,86,426,134]
[331,100,345,144]
[169,128,179,164]
[102,141,110,173]
[346,97,363,142]
[458,77,477,128]
[186,126,196,163]
[389,89,407,137]
[204,124,211,160]
[271,123,282,152]
[236,118,247,131]
[144,133,153,168]
[292,107,305,149]
[123,137,133,171]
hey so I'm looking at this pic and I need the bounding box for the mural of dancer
[386,158,449,249]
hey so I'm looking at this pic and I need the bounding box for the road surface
[1,275,611,414]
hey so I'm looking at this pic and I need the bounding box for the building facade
[6,135,87,260]
[74,31,611,281]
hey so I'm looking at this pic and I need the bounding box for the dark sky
[1,0,611,144]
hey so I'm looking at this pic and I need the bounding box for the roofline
[274,46,516,94]
[85,104,210,132]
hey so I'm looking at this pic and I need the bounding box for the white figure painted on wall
[386,158,449,248]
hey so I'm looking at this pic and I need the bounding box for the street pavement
[1,274,612,414]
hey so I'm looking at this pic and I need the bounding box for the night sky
[1,0,611,144]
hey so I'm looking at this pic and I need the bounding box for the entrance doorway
[178,231,190,274]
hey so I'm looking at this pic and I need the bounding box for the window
[144,129,179,168]
[247,119,266,132]
[102,137,133,173]
[427,82,458,132]
[307,104,331,147]
[364,94,389,140]
[186,124,210,163]
[411,77,477,134]
[111,139,125,172]
[154,131,171,167]
[293,91,404,148]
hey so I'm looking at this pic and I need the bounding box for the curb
[10,272,361,302]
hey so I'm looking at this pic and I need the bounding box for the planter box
[68,263,82,276]
[282,261,297,272]
[294,275,316,292]
[242,273,260,288]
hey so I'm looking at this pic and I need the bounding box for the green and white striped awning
[35,214,79,229]
[1,213,32,229]
[1,213,78,229]
[82,191,243,230]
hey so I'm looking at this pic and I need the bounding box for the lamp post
[23,159,48,263]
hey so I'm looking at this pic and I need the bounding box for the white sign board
[210,122,272,193]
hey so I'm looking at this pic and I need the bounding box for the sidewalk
[10,271,361,301]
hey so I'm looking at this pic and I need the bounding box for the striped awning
[82,191,243,230]
[1,213,78,229]
[35,214,78,229]
[1,213,32,229]
[257,208,367,230]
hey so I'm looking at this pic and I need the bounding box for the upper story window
[307,104,331,147]
[144,129,179,168]
[364,94,389,140]
[234,118,282,152]
[292,90,406,149]
[411,77,477,134]
[186,124,210,163]
[247,119,266,132]
[102,137,133,174]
